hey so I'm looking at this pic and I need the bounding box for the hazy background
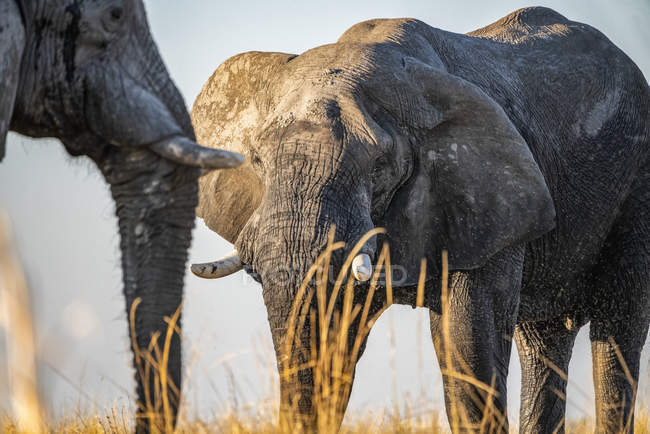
[1,0,648,425]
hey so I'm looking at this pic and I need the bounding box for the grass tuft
[0,219,647,433]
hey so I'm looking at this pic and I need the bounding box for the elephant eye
[92,5,127,39]
[372,156,389,180]
[109,7,124,22]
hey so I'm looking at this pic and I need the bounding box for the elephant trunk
[241,188,377,429]
[85,9,243,431]
[100,148,199,432]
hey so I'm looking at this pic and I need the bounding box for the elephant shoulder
[338,9,572,48]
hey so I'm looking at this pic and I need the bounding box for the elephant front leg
[590,320,648,434]
[514,318,578,434]
[588,189,650,434]
[429,246,523,433]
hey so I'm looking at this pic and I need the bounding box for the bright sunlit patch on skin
[61,300,98,339]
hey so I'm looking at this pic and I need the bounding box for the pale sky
[1,0,648,426]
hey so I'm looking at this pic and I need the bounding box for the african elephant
[0,0,243,431]
[191,7,648,433]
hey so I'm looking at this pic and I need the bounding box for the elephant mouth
[191,228,384,289]
[243,264,263,284]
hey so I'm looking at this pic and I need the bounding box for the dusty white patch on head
[134,223,145,236]
[574,89,621,138]
[450,143,457,152]
[232,102,259,124]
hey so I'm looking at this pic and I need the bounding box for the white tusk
[150,135,245,170]
[191,251,243,279]
[352,253,373,282]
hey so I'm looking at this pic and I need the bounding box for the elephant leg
[589,181,650,434]
[429,245,523,433]
[514,318,578,434]
[591,320,648,434]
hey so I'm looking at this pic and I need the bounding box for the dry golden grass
[1,213,45,432]
[1,403,648,433]
[1,218,648,433]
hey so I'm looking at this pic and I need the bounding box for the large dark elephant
[0,0,243,431]
[191,7,649,433]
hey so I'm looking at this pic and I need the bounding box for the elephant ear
[192,51,295,243]
[0,0,25,161]
[381,58,555,282]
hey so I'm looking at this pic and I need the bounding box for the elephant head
[0,0,243,430]
[192,19,555,426]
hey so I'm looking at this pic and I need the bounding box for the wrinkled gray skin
[0,0,240,431]
[193,7,649,433]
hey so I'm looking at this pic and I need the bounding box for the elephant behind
[1,0,242,431]
[191,7,649,433]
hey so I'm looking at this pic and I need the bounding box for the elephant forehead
[280,42,407,89]
[255,94,394,167]
[275,43,445,129]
